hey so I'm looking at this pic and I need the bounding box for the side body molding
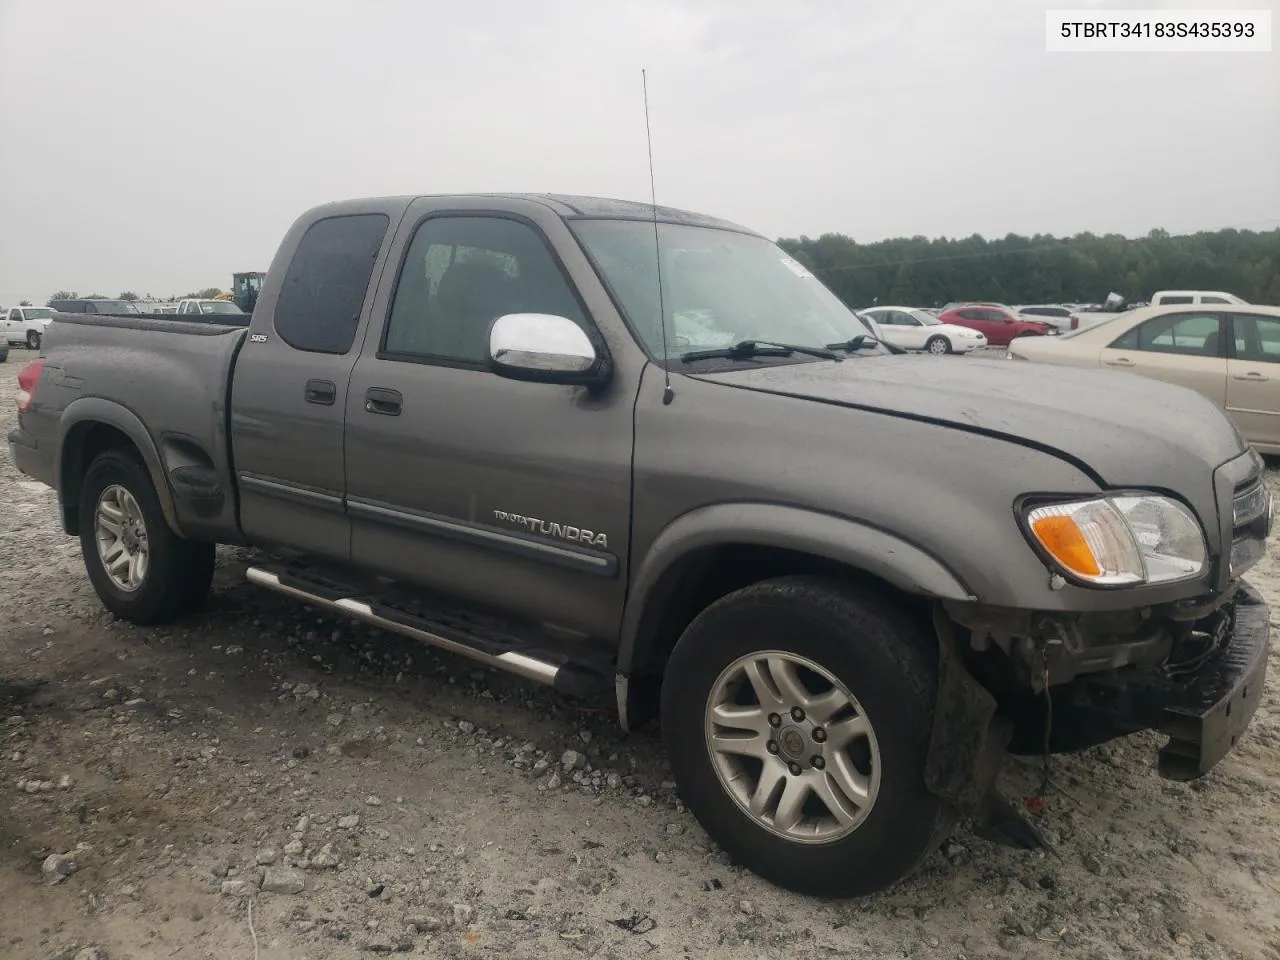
[58,397,182,536]
[617,502,974,675]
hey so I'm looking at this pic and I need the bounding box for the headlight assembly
[1023,494,1207,586]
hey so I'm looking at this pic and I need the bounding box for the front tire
[78,449,215,624]
[661,576,949,897]
[26,330,41,350]
[925,335,951,355]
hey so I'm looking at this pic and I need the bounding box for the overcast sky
[1,0,1276,303]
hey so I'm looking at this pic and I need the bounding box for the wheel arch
[58,399,181,537]
[615,503,974,728]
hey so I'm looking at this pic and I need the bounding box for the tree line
[45,288,224,305]
[778,226,1280,308]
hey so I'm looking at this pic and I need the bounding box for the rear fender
[58,398,182,536]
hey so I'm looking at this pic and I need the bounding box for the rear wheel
[26,330,40,350]
[661,576,950,897]
[925,335,950,355]
[78,449,215,624]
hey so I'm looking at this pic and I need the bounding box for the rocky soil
[1,356,1278,959]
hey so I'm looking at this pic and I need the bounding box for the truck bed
[27,313,249,542]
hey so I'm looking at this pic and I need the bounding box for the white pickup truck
[3,306,55,349]
[174,298,246,320]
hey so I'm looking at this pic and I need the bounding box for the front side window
[382,216,587,365]
[275,213,390,354]
[1159,295,1194,305]
[571,220,876,360]
[1112,313,1222,356]
[23,308,52,321]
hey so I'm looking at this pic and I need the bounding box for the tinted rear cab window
[275,213,391,354]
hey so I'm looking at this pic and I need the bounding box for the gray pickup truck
[8,194,1272,896]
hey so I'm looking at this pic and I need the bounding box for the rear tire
[78,449,215,624]
[925,336,951,355]
[661,575,950,897]
[26,330,40,350]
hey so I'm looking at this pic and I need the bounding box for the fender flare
[617,502,974,677]
[58,397,182,536]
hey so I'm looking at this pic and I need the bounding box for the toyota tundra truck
[7,194,1271,897]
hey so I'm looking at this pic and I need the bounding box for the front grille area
[1229,477,1271,577]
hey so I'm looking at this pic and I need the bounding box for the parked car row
[859,306,988,354]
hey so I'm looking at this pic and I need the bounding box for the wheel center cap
[778,726,806,760]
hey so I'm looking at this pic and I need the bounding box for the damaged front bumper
[1067,582,1269,780]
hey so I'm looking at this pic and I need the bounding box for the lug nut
[811,756,825,770]
[790,707,805,722]
[766,740,779,755]
[788,762,803,776]
[812,727,827,743]
[767,713,782,728]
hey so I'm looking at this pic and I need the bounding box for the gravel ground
[1,354,1279,960]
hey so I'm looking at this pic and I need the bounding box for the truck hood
[693,355,1247,486]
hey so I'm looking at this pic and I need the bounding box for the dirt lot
[1,354,1279,960]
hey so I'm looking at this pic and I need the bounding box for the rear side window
[275,213,390,354]
[1201,296,1230,304]
[1231,314,1280,363]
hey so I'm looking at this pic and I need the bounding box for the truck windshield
[93,301,140,314]
[201,301,243,315]
[571,220,877,361]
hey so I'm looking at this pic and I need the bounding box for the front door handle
[364,386,403,416]
[305,379,336,405]
[1233,371,1269,381]
[1105,357,1135,367]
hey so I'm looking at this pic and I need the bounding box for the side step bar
[245,566,600,696]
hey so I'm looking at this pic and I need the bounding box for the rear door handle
[304,379,336,405]
[364,386,403,416]
[1105,357,1135,367]
[1233,371,1269,381]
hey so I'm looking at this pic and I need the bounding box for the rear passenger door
[1101,311,1227,405]
[342,203,636,641]
[230,205,399,560]
[1226,312,1280,449]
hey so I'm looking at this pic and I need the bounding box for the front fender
[617,502,974,676]
[58,397,182,536]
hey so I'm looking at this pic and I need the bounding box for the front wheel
[925,335,951,355]
[26,330,40,350]
[661,576,950,897]
[78,449,215,624]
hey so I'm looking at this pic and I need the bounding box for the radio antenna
[642,69,674,405]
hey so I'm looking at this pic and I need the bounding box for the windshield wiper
[825,334,907,356]
[680,339,841,363]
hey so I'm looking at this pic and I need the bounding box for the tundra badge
[492,510,608,549]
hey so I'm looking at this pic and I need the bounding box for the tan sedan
[1007,304,1280,454]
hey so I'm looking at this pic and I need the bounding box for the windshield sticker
[780,256,814,279]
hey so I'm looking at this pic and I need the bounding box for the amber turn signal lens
[1029,514,1101,577]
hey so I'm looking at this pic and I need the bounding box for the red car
[937,304,1055,346]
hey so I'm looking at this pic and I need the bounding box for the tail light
[16,359,45,413]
